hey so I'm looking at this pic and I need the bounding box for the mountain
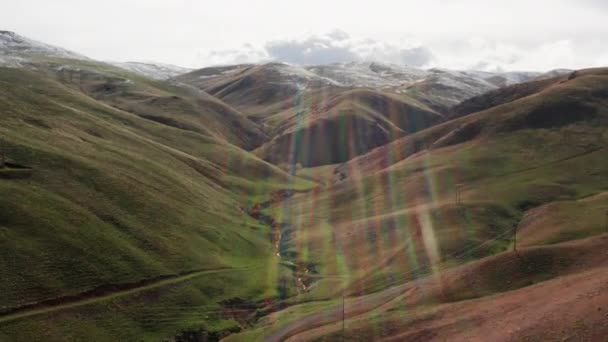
[535,68,573,80]
[305,61,429,88]
[56,62,267,149]
[449,72,573,119]
[176,62,544,123]
[175,63,340,113]
[0,36,316,341]
[177,62,543,112]
[235,67,608,340]
[340,67,608,177]
[0,30,265,150]
[1,31,607,342]
[254,89,443,166]
[178,63,447,166]
[400,68,542,111]
[304,63,542,110]
[175,62,543,165]
[110,61,193,80]
[0,30,87,66]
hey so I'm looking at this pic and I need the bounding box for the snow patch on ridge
[110,61,193,80]
[270,63,343,87]
[307,61,429,89]
[0,30,87,67]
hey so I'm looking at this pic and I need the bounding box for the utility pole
[342,293,345,341]
[455,183,461,206]
[513,223,518,252]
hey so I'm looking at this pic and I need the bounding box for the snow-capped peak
[110,61,193,80]
[306,61,429,89]
[266,62,343,87]
[0,30,87,65]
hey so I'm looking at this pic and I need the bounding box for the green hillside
[1,51,607,341]
[0,64,315,341]
[253,67,608,299]
[220,68,608,341]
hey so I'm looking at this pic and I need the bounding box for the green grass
[1,61,607,341]
[0,265,276,341]
[260,68,608,299]
[0,64,314,341]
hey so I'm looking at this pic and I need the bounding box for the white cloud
[198,30,606,72]
[201,31,435,67]
[577,0,608,10]
[203,44,269,66]
[430,38,607,72]
[265,33,359,65]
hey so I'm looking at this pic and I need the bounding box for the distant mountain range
[0,30,573,167]
[108,61,193,80]
[174,61,570,109]
[1,30,569,100]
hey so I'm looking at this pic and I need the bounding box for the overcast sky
[2,0,607,71]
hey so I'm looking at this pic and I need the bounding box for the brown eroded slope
[271,234,608,341]
[253,67,608,302]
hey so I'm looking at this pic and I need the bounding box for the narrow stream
[245,189,317,293]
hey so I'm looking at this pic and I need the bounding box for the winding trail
[0,267,255,325]
[0,188,316,327]
[1,188,314,327]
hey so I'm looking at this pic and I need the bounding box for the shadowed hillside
[254,89,443,167]
[449,73,571,119]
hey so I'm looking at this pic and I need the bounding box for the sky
[2,0,607,71]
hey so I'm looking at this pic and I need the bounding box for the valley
[0,30,606,341]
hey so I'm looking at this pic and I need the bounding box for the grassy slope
[49,58,268,150]
[0,65,315,341]
[449,73,570,119]
[228,68,608,340]
[178,64,445,167]
[2,59,607,341]
[251,70,608,304]
[176,63,305,123]
[292,235,608,342]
